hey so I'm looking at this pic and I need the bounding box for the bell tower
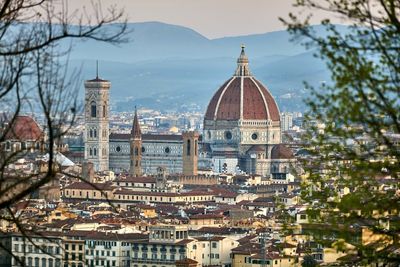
[129,108,142,176]
[84,65,110,172]
[182,131,199,176]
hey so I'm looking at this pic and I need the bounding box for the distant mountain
[63,22,343,112]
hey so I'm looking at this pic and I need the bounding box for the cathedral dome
[205,46,280,122]
[271,144,294,159]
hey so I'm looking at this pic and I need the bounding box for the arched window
[90,101,96,117]
[103,105,106,117]
[89,129,93,138]
[89,148,92,156]
[93,148,97,156]
[186,140,191,156]
[93,129,97,138]
[48,258,53,267]
[41,258,46,267]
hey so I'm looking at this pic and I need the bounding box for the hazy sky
[66,0,339,39]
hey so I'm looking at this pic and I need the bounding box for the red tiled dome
[5,116,43,141]
[205,47,280,122]
[205,76,280,121]
[271,144,294,159]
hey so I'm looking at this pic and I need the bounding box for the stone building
[84,75,110,172]
[201,46,288,176]
[84,46,294,176]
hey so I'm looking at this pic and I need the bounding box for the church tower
[129,109,142,176]
[182,131,199,176]
[84,69,110,172]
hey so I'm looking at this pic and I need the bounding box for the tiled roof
[64,182,115,191]
[114,176,156,183]
[4,116,43,141]
[195,236,226,241]
[271,144,294,159]
[190,213,224,219]
[204,77,280,121]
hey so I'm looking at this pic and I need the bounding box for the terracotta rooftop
[204,49,280,122]
[114,176,156,184]
[271,144,294,159]
[4,116,43,141]
[64,182,115,191]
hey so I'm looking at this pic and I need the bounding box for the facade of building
[109,133,183,174]
[281,112,293,131]
[3,233,63,267]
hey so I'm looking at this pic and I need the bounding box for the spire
[96,60,99,79]
[235,44,251,76]
[131,106,141,138]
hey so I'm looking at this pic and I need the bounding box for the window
[225,131,232,140]
[186,140,191,156]
[212,242,217,248]
[91,102,96,117]
[103,105,106,117]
